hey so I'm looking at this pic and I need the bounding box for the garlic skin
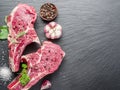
[44,22,62,39]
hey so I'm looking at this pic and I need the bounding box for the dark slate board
[1,0,120,90]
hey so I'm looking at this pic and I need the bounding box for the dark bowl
[40,3,58,21]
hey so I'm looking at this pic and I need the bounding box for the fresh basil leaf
[0,25,8,40]
[0,25,8,29]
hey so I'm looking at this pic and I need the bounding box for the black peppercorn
[40,3,58,21]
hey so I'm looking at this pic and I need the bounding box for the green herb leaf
[10,39,17,44]
[19,73,30,86]
[16,31,26,38]
[21,69,27,74]
[19,63,30,86]
[22,64,27,69]
[0,25,8,40]
[0,25,8,30]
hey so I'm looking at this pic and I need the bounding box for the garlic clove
[51,33,56,39]
[40,80,51,90]
[44,25,50,33]
[55,30,62,38]
[56,24,62,31]
[49,22,56,27]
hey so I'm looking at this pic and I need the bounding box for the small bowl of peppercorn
[40,3,58,21]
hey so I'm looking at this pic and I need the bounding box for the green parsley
[22,64,27,69]
[19,63,30,86]
[19,73,30,86]
[0,25,8,40]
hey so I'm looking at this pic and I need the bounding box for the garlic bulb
[44,22,62,39]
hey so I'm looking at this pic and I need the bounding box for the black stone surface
[1,0,120,90]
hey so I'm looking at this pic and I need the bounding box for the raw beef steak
[6,4,40,72]
[7,41,65,90]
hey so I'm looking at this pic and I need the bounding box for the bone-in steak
[7,41,65,90]
[7,4,40,72]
